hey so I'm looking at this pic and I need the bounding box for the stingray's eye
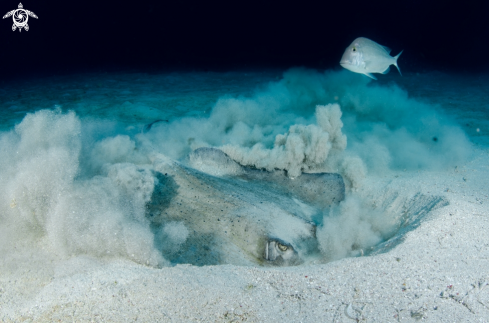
[352,47,356,52]
[277,243,288,252]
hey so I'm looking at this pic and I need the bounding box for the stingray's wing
[3,10,14,19]
[25,10,38,18]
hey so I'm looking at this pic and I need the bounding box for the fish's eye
[277,243,288,252]
[352,47,356,52]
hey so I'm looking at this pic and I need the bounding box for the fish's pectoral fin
[381,66,390,74]
[364,73,377,80]
[363,59,377,71]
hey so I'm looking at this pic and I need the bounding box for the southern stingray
[147,148,345,266]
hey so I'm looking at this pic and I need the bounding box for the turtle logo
[3,3,38,32]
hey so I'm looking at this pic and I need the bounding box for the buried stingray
[147,148,345,266]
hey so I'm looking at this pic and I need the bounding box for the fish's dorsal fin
[382,46,392,54]
[381,66,390,74]
[364,73,377,80]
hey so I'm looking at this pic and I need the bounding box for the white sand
[1,148,488,322]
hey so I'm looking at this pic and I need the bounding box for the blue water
[0,68,486,266]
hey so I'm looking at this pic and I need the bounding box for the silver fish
[340,37,403,80]
[148,148,345,266]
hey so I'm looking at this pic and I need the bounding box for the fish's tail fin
[393,50,403,76]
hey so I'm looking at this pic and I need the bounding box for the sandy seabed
[0,70,488,322]
[1,146,488,323]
